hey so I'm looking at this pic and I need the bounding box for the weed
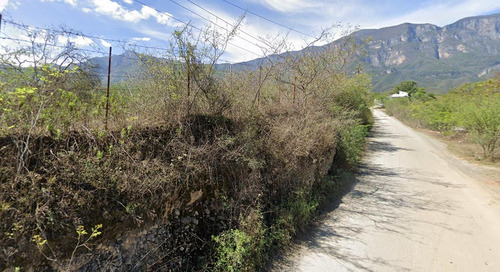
[31,224,103,271]
[336,124,371,169]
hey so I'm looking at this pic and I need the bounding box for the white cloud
[81,7,91,12]
[10,0,21,10]
[166,3,293,62]
[135,28,172,41]
[255,0,317,13]
[123,0,132,4]
[0,27,83,66]
[0,0,9,11]
[58,35,94,47]
[132,37,151,41]
[259,0,500,31]
[100,39,111,47]
[40,0,77,7]
[89,0,177,26]
[375,0,500,28]
[223,22,281,62]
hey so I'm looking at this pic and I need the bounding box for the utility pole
[0,14,3,34]
[105,47,112,130]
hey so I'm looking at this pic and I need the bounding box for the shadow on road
[366,140,414,153]
[271,124,468,271]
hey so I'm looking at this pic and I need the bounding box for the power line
[2,6,263,60]
[0,34,238,72]
[183,0,273,48]
[1,12,263,63]
[132,0,261,57]
[0,22,242,66]
[170,0,264,50]
[0,36,106,55]
[220,0,316,39]
[132,0,195,29]
[1,19,177,53]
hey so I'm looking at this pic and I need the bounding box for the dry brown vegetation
[0,24,373,271]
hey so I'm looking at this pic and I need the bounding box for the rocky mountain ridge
[360,14,500,64]
[345,13,500,92]
[233,13,500,92]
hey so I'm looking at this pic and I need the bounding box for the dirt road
[272,109,500,272]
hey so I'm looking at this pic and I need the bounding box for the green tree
[392,80,418,97]
[457,95,500,160]
[0,27,96,180]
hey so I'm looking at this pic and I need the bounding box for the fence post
[277,72,281,104]
[186,52,190,98]
[105,47,112,130]
[293,76,297,105]
[229,63,232,89]
[258,66,262,106]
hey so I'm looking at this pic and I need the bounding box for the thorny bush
[0,22,373,271]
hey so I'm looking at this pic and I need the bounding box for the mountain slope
[87,50,143,84]
[89,13,500,93]
[233,13,500,93]
[356,13,500,92]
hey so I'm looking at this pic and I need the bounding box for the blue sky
[1,0,500,62]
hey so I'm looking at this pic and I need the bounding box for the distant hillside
[356,13,500,93]
[87,50,143,84]
[89,13,500,93]
[233,13,500,93]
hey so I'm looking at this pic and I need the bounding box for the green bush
[384,78,500,160]
[458,97,500,160]
[213,210,266,272]
[336,124,371,169]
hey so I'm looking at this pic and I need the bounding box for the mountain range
[90,13,500,93]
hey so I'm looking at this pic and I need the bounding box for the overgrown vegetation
[383,77,500,161]
[0,22,373,271]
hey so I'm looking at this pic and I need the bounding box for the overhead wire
[2,3,264,61]
[220,0,316,39]
[0,19,241,91]
[1,19,179,53]
[1,0,320,61]
[0,9,264,65]
[182,0,274,48]
[170,0,263,49]
[132,0,262,57]
[0,36,107,55]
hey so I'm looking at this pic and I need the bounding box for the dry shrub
[0,24,373,270]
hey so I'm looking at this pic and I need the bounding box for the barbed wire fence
[0,1,323,128]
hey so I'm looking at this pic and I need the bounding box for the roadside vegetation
[382,78,500,162]
[0,22,373,271]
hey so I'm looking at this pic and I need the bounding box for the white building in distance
[390,91,409,98]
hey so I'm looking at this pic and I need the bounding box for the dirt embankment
[1,110,344,271]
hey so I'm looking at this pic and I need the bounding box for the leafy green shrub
[336,124,371,169]
[213,210,266,272]
[385,78,500,161]
[458,97,500,160]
